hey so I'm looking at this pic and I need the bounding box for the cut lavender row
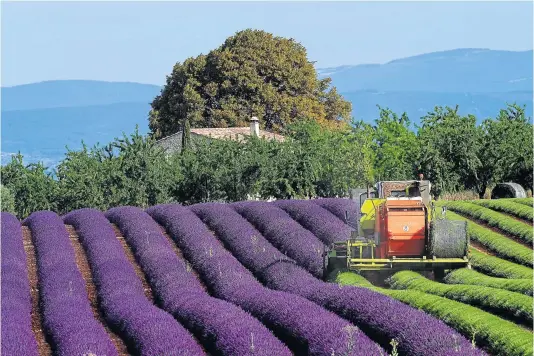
[23,211,117,355]
[1,212,39,356]
[311,198,357,227]
[149,204,383,356]
[274,199,352,244]
[64,208,204,355]
[106,206,287,356]
[192,203,484,356]
[232,201,324,278]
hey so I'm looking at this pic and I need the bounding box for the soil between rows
[65,225,130,356]
[22,226,52,356]
[111,225,156,302]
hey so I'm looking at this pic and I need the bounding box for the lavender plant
[1,212,39,356]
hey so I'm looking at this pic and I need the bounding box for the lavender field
[1,198,532,356]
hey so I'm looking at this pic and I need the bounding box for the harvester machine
[326,179,470,280]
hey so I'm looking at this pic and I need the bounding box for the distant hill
[1,80,161,111]
[1,48,532,168]
[318,48,533,93]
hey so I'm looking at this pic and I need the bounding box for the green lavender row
[443,201,533,244]
[444,210,532,267]
[387,271,533,325]
[472,199,533,222]
[445,268,533,296]
[335,272,533,356]
[469,249,533,279]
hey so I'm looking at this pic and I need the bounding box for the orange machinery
[326,180,470,277]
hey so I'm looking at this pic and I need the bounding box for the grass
[441,201,533,245]
[335,272,534,356]
[387,271,533,325]
[472,199,533,222]
[469,249,533,279]
[444,210,532,267]
[445,268,533,296]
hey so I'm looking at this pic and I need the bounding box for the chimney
[250,116,259,137]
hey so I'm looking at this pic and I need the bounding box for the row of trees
[2,104,531,219]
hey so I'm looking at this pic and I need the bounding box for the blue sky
[2,1,533,87]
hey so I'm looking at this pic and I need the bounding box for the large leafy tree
[478,104,533,195]
[416,106,482,198]
[149,29,351,139]
[371,107,419,181]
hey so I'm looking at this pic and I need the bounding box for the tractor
[326,179,470,282]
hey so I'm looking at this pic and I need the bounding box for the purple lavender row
[64,208,204,355]
[311,198,357,227]
[1,212,39,356]
[192,203,484,356]
[274,200,352,244]
[149,204,383,356]
[106,206,286,356]
[23,211,117,355]
[232,201,324,278]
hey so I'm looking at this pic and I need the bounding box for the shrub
[443,201,533,244]
[503,197,534,207]
[106,206,289,356]
[23,211,117,355]
[445,210,532,267]
[388,271,533,325]
[232,201,325,277]
[274,199,352,244]
[1,212,39,356]
[445,268,533,296]
[469,249,533,279]
[472,199,533,222]
[64,208,203,355]
[189,202,480,356]
[148,204,379,356]
[1,184,16,214]
[337,272,533,356]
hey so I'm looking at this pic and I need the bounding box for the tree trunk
[182,118,191,153]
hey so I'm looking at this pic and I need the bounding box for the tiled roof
[190,127,285,142]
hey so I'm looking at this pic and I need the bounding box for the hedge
[443,201,533,244]
[336,272,533,356]
[445,268,533,296]
[445,210,532,267]
[388,271,533,325]
[472,199,533,222]
[469,249,533,279]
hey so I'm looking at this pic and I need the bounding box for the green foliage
[0,184,16,214]
[472,199,533,222]
[478,104,533,193]
[2,122,375,215]
[444,210,532,267]
[503,197,534,207]
[54,128,176,214]
[444,201,533,244]
[150,29,351,139]
[469,249,533,279]
[388,271,533,325]
[0,154,58,218]
[445,268,533,296]
[369,107,419,181]
[416,106,482,198]
[337,272,533,356]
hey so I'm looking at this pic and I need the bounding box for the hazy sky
[2,1,533,87]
